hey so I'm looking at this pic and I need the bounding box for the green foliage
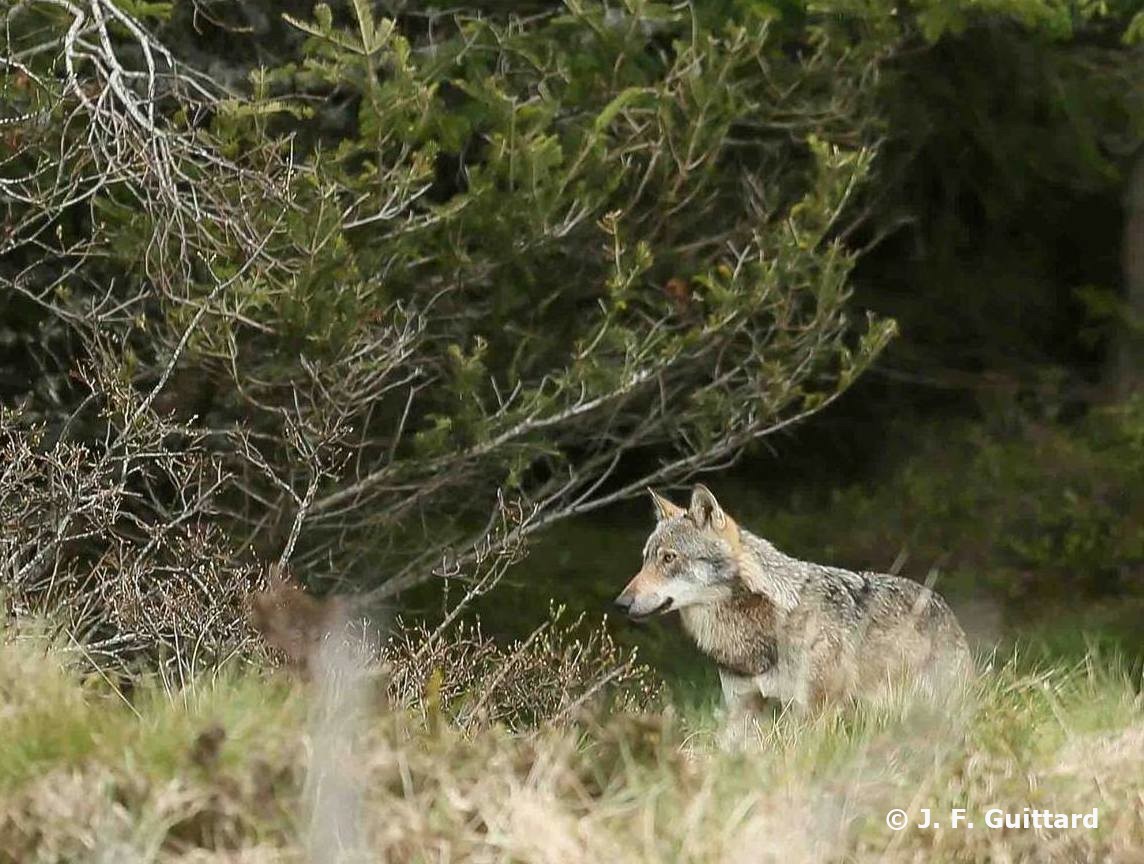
[804,0,1142,42]
[852,4,1143,388]
[3,0,1141,678]
[1,0,897,616]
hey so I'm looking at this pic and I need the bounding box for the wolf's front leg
[717,669,774,749]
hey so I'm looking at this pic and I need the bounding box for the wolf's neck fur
[680,590,779,677]
[679,528,808,675]
[735,528,806,612]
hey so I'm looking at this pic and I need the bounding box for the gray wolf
[614,485,970,716]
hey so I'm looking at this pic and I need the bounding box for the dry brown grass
[0,625,1141,864]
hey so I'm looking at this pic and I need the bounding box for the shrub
[1,1,894,669]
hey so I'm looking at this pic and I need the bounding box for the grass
[1,625,1141,863]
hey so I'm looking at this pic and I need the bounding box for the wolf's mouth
[629,597,674,620]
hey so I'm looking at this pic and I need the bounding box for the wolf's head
[614,485,742,620]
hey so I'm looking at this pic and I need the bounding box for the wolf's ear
[689,484,727,531]
[648,488,685,521]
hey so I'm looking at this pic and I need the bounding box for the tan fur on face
[618,565,668,603]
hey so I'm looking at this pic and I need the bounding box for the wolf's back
[747,542,971,699]
[821,566,970,690]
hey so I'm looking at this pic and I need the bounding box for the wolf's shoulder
[852,571,963,636]
[801,562,874,609]
[804,564,942,611]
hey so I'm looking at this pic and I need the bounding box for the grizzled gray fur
[614,485,970,715]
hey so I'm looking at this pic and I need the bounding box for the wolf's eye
[661,550,678,565]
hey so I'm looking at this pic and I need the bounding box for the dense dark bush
[2,0,897,671]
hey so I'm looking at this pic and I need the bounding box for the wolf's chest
[680,596,779,678]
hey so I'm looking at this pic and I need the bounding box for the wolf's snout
[614,591,673,620]
[616,566,675,619]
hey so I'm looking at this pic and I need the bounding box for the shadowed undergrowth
[0,627,1140,863]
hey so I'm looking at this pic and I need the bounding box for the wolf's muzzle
[613,595,634,615]
[614,596,674,620]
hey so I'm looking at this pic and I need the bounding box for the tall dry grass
[0,623,1140,863]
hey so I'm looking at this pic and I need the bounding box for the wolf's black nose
[613,596,632,614]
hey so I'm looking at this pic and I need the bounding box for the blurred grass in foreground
[0,625,1140,862]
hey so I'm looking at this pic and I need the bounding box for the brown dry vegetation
[0,621,1141,864]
